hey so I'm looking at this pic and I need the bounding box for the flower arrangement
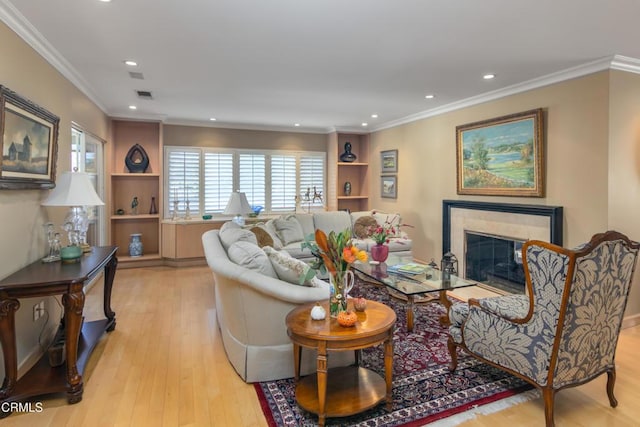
[368,212,412,245]
[302,228,367,316]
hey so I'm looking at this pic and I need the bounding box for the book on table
[388,263,428,275]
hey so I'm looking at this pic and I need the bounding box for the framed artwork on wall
[381,175,397,199]
[456,108,544,197]
[0,86,59,189]
[380,149,398,174]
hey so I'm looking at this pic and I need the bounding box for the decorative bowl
[202,214,212,220]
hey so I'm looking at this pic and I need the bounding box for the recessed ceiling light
[362,122,368,127]
[483,73,496,80]
[99,0,112,3]
[425,94,435,99]
[371,114,378,118]
[124,60,137,67]
[294,123,300,127]
[209,117,216,121]
[128,105,137,110]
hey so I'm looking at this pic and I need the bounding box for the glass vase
[371,243,389,262]
[329,270,354,317]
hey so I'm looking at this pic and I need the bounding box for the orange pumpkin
[337,310,358,327]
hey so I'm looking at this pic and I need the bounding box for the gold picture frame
[456,109,544,197]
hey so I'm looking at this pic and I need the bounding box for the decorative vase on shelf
[149,196,158,214]
[329,270,354,317]
[343,181,352,196]
[339,142,357,163]
[370,244,389,263]
[129,233,143,257]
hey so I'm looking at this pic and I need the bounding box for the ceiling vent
[136,90,153,100]
[129,71,144,80]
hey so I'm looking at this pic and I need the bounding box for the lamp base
[60,245,83,264]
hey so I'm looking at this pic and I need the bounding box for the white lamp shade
[42,171,104,207]
[223,191,253,215]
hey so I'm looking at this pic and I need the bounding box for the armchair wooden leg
[606,368,618,407]
[447,337,458,371]
[542,387,556,427]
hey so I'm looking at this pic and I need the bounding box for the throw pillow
[227,241,277,278]
[264,220,284,249]
[263,246,316,286]
[273,216,305,246]
[353,215,378,239]
[219,221,258,251]
[250,226,274,248]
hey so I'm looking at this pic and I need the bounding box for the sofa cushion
[227,241,277,278]
[263,246,316,286]
[273,216,305,245]
[250,226,274,248]
[263,220,283,249]
[219,221,258,251]
[312,211,352,235]
[292,213,315,237]
[353,215,377,239]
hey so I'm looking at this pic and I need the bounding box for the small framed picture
[380,149,398,173]
[381,175,397,199]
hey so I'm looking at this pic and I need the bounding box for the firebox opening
[464,231,526,294]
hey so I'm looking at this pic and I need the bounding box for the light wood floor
[5,266,640,426]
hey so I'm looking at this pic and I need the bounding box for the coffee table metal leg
[406,295,415,332]
[317,341,328,427]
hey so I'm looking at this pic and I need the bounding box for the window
[164,147,325,218]
[71,127,105,245]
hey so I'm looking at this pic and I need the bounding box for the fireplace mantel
[442,200,563,255]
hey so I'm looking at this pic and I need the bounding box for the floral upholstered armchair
[447,230,639,427]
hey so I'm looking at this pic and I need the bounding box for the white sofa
[262,210,412,260]
[201,209,411,383]
[202,229,354,383]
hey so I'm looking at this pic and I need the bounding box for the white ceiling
[2,0,640,133]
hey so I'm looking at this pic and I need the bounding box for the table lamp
[42,170,104,262]
[223,191,253,226]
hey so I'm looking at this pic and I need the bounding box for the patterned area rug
[255,278,533,426]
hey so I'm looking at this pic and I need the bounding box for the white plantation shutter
[239,153,266,208]
[271,155,297,212]
[164,147,325,217]
[204,152,234,213]
[300,154,325,208]
[167,149,200,215]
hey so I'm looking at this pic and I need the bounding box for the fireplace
[443,200,563,294]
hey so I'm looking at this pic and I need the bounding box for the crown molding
[372,55,634,132]
[163,118,330,134]
[0,0,107,113]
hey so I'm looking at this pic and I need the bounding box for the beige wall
[370,70,640,318]
[608,70,640,317]
[164,124,327,151]
[0,21,108,375]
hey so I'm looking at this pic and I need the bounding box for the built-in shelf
[111,173,160,177]
[337,196,369,200]
[110,214,160,220]
[118,253,162,263]
[338,162,368,166]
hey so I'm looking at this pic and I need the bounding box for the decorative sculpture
[339,142,357,162]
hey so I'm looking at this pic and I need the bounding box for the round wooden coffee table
[286,300,396,426]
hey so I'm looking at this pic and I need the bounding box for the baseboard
[163,258,207,268]
[622,313,640,329]
[18,322,58,378]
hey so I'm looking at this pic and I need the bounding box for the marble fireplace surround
[442,200,563,292]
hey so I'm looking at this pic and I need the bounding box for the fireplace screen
[464,231,526,294]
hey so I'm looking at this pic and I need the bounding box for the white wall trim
[0,0,107,113]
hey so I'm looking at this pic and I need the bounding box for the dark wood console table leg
[0,299,20,401]
[103,256,118,332]
[62,286,85,404]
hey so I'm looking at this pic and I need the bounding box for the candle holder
[171,200,179,221]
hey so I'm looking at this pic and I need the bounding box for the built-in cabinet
[109,120,163,267]
[328,132,369,212]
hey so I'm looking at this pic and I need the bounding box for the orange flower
[342,247,356,263]
[356,249,368,262]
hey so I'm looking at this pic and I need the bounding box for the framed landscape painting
[456,108,544,197]
[381,175,397,198]
[0,86,59,189]
[380,149,398,173]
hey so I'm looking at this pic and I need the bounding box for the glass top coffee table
[352,255,477,332]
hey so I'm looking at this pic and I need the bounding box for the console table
[0,246,118,414]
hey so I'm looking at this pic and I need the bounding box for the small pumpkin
[310,303,326,320]
[353,297,367,312]
[337,310,358,327]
